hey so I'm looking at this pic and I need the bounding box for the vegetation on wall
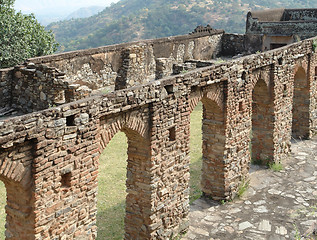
[0,0,58,68]
[47,0,314,52]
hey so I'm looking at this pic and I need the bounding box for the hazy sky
[14,0,120,14]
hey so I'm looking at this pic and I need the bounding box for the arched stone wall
[200,97,226,199]
[292,65,310,139]
[98,110,151,239]
[0,34,316,240]
[189,83,227,199]
[99,110,149,150]
[189,84,224,114]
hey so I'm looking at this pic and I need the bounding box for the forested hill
[47,0,313,52]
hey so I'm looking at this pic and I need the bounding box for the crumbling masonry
[0,8,317,240]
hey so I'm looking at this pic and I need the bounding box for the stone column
[124,129,153,239]
[144,96,190,239]
[251,78,274,163]
[292,66,310,139]
[201,97,227,200]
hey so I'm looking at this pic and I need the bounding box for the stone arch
[189,84,227,199]
[251,68,271,91]
[98,111,151,239]
[200,96,226,199]
[99,111,149,150]
[251,78,274,163]
[189,84,224,114]
[292,65,310,139]
[0,141,35,240]
[189,88,203,114]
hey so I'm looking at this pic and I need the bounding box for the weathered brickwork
[0,68,13,109]
[21,30,224,100]
[246,9,317,51]
[0,17,317,240]
[310,53,317,136]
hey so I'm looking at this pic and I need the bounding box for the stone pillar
[251,78,274,163]
[144,96,190,239]
[32,113,100,240]
[155,58,174,79]
[201,98,226,199]
[124,129,152,239]
[115,45,148,90]
[3,180,35,240]
[310,54,317,136]
[292,66,310,139]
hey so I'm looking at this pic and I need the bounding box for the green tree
[0,0,58,68]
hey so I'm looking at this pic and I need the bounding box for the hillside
[47,0,314,52]
[65,6,105,20]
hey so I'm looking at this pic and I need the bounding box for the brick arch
[0,141,35,240]
[99,111,149,150]
[97,110,152,239]
[0,140,35,182]
[293,65,308,85]
[294,62,308,77]
[250,68,271,92]
[292,64,310,139]
[189,84,224,113]
[188,84,227,199]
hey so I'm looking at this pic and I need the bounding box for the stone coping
[27,30,224,64]
[1,36,315,126]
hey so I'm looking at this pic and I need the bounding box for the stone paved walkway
[183,137,317,240]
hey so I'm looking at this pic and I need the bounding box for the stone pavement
[183,137,317,240]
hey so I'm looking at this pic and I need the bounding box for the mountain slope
[65,6,105,20]
[47,0,314,52]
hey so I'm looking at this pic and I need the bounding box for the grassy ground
[97,131,128,240]
[0,103,203,239]
[189,102,203,203]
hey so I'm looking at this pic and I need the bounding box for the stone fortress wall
[0,9,317,240]
[246,8,317,51]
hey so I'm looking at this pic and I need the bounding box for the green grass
[189,102,203,203]
[268,162,283,172]
[97,131,128,240]
[237,179,249,198]
[0,103,203,239]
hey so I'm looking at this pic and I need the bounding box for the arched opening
[251,78,274,164]
[97,123,150,239]
[200,97,226,199]
[0,180,5,239]
[97,132,127,239]
[189,102,203,203]
[292,66,310,139]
